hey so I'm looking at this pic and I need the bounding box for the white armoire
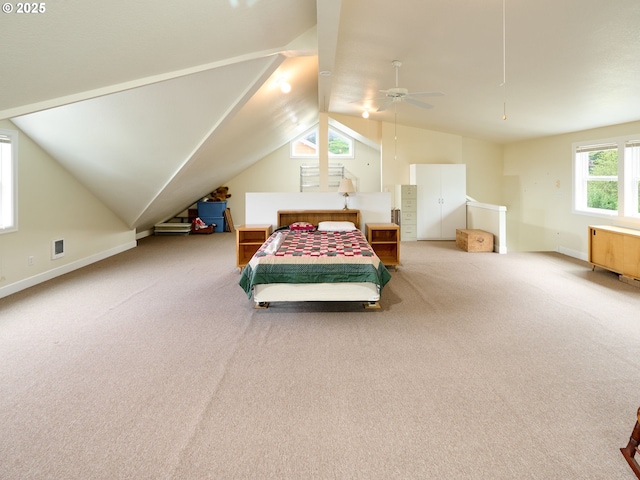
[409,164,466,240]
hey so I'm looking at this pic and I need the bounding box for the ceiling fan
[374,60,444,112]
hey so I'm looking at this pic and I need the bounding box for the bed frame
[253,209,381,309]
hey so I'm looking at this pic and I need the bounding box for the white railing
[466,200,508,254]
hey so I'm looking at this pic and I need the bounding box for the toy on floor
[204,186,231,202]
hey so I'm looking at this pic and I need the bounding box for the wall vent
[52,238,65,259]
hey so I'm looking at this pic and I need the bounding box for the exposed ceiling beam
[316,0,342,112]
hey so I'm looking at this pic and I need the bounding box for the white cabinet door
[418,165,442,239]
[439,164,466,239]
[410,164,466,240]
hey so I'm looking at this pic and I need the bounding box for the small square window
[291,125,353,158]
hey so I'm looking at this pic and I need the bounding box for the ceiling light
[280,81,291,94]
[362,109,370,119]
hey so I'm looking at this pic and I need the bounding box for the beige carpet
[1,233,639,479]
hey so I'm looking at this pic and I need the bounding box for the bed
[238,210,392,309]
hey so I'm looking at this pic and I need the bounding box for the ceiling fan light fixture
[384,87,409,98]
[374,60,444,112]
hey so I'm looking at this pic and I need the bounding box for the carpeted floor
[1,232,639,479]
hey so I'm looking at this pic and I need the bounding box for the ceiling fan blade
[359,62,442,112]
[376,99,395,112]
[407,91,445,98]
[405,98,434,109]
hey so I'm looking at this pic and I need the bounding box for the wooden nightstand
[365,223,400,270]
[236,224,272,270]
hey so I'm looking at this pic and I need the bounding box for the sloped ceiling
[3,0,640,231]
[13,55,318,229]
[0,0,317,118]
[6,0,320,231]
[134,54,320,229]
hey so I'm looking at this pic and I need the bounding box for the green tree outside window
[587,149,618,210]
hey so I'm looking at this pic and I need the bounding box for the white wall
[0,120,136,298]
[229,116,505,228]
[503,120,640,257]
[226,116,382,226]
[462,137,504,205]
[380,122,504,206]
[245,192,392,229]
[381,122,462,190]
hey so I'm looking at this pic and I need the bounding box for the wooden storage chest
[456,229,494,252]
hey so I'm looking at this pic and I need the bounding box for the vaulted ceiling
[2,0,639,231]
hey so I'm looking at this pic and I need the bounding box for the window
[0,129,18,233]
[625,140,640,217]
[291,126,354,158]
[573,136,640,220]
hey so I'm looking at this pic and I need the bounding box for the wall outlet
[28,256,34,266]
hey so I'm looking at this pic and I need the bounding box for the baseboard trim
[0,240,137,299]
[136,229,153,240]
[558,246,588,262]
[495,244,508,254]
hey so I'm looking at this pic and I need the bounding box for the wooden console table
[588,225,640,282]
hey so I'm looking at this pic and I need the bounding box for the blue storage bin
[198,201,227,218]
[200,216,224,232]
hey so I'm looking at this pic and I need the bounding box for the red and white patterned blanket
[262,229,375,258]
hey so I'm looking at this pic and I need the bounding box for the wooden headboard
[277,210,361,229]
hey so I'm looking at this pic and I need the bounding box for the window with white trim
[290,126,354,158]
[0,129,18,233]
[625,140,640,217]
[573,136,640,219]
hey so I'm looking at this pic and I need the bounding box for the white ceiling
[327,0,640,143]
[2,0,640,230]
